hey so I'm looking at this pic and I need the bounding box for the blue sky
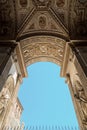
[18,62,79,128]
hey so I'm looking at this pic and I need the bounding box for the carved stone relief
[0,1,87,130]
[73,79,87,126]
[0,0,86,40]
[16,0,69,37]
[33,0,52,7]
[56,0,65,8]
[19,0,28,8]
[39,16,46,29]
[16,0,34,30]
[19,10,68,39]
[50,0,68,28]
[0,88,10,115]
[0,75,14,125]
[20,36,65,66]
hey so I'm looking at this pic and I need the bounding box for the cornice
[16,31,69,42]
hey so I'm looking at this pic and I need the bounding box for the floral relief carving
[23,43,64,65]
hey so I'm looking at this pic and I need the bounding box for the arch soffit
[20,35,66,67]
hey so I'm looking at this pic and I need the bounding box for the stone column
[1,74,22,130]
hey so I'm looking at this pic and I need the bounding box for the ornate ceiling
[0,0,87,40]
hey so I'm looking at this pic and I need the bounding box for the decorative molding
[17,10,69,40]
[32,0,52,8]
[16,43,28,77]
[20,36,65,66]
[0,0,87,40]
[60,43,70,77]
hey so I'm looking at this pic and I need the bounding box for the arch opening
[18,62,79,128]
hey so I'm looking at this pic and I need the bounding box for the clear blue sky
[18,62,79,129]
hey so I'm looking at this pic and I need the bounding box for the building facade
[0,0,87,129]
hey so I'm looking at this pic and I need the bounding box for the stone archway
[15,35,87,130]
[0,35,87,130]
[0,0,87,129]
[19,36,66,66]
